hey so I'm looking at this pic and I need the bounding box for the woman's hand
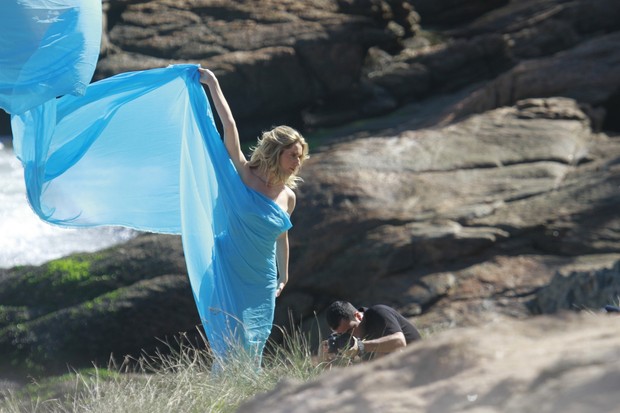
[276,282,286,297]
[198,67,217,86]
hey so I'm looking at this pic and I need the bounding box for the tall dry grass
[0,327,326,413]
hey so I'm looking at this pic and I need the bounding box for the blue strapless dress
[11,64,291,366]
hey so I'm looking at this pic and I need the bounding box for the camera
[327,331,356,354]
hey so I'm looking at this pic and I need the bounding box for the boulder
[0,234,199,378]
[3,0,620,136]
[316,0,620,129]
[279,97,620,330]
[409,0,508,26]
[447,32,620,128]
[449,0,620,58]
[365,33,513,102]
[529,260,620,314]
[239,313,620,413]
[96,0,412,134]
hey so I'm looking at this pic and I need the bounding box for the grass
[0,327,327,413]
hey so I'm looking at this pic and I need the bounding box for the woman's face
[279,142,304,176]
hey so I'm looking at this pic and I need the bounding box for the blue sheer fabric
[11,64,292,365]
[0,0,101,115]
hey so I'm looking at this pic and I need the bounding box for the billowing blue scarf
[0,0,101,114]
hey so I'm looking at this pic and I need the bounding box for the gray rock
[96,0,411,133]
[285,97,620,329]
[448,31,620,123]
[449,0,620,58]
[238,313,620,413]
[409,0,508,26]
[529,260,620,314]
[3,0,620,136]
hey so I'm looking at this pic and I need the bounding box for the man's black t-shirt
[359,305,421,344]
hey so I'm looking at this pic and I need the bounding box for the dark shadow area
[602,87,620,132]
[0,110,10,138]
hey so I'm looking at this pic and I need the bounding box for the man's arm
[359,332,407,353]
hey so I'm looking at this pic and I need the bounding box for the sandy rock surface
[240,313,620,413]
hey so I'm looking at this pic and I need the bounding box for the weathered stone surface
[409,0,508,26]
[284,97,620,330]
[366,33,513,102]
[93,0,620,134]
[449,0,620,58]
[239,313,620,413]
[529,260,620,314]
[447,32,620,126]
[95,0,413,133]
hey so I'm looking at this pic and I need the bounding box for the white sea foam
[0,138,137,268]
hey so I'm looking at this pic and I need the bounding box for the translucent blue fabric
[0,0,102,115]
[11,64,292,364]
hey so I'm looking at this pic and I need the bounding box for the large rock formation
[281,97,620,332]
[447,32,620,130]
[97,0,420,135]
[94,0,620,134]
[238,313,620,413]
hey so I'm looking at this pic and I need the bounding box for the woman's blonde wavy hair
[247,125,309,189]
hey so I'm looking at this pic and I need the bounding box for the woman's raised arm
[199,68,247,171]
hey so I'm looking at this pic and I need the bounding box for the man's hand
[320,337,359,360]
[320,339,335,362]
[341,336,363,358]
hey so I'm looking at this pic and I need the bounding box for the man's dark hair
[325,301,358,330]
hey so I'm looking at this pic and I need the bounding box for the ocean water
[0,137,137,269]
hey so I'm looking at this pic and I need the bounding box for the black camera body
[327,332,355,354]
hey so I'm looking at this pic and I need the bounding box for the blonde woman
[197,67,309,365]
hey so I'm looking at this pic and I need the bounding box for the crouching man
[322,300,422,363]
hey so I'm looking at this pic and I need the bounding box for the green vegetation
[0,329,326,413]
[47,259,91,286]
[5,261,78,298]
[0,255,117,315]
[19,257,94,287]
